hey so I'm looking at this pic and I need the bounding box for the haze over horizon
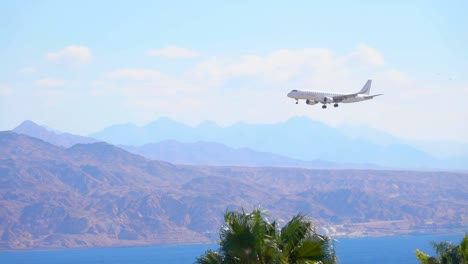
[1,1,467,143]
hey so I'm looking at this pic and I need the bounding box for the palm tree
[196,208,337,264]
[461,235,468,263]
[196,250,223,264]
[415,233,467,264]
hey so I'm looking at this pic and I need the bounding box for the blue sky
[1,1,467,142]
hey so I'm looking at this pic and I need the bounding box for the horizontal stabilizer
[367,94,383,99]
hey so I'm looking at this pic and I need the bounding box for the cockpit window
[292,90,298,92]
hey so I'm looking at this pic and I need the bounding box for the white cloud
[376,69,410,83]
[148,46,200,58]
[47,45,92,65]
[104,69,161,80]
[0,84,12,94]
[185,45,385,91]
[34,78,66,87]
[345,44,386,68]
[85,45,467,142]
[93,45,391,128]
[19,67,36,73]
[99,68,200,97]
[186,48,344,88]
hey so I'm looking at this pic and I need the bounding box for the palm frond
[197,208,337,264]
[196,250,223,264]
[280,214,314,253]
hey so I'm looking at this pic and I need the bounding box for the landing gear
[334,103,339,107]
[295,100,298,104]
[322,105,327,109]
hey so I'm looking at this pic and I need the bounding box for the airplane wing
[331,94,358,102]
[332,93,383,102]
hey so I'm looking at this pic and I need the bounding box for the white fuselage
[287,90,370,104]
[286,80,381,107]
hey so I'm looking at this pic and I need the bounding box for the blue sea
[0,234,464,264]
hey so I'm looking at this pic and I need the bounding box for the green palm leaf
[196,250,223,264]
[196,208,337,264]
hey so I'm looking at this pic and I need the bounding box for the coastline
[1,230,466,253]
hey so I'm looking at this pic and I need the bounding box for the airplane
[287,80,382,109]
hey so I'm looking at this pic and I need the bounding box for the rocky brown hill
[0,131,467,250]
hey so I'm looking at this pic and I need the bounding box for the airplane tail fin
[358,80,372,95]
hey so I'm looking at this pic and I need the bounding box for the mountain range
[12,118,468,170]
[90,117,467,170]
[1,131,467,250]
[10,120,367,169]
[119,140,365,169]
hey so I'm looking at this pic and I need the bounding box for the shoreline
[1,231,465,253]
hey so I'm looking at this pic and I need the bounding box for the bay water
[0,234,464,264]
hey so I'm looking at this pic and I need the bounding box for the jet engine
[306,99,318,105]
[323,97,334,103]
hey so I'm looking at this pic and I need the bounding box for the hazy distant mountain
[339,124,468,159]
[13,120,99,147]
[90,117,193,146]
[91,117,467,169]
[9,119,468,169]
[121,140,356,169]
[1,131,467,250]
[9,120,369,169]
